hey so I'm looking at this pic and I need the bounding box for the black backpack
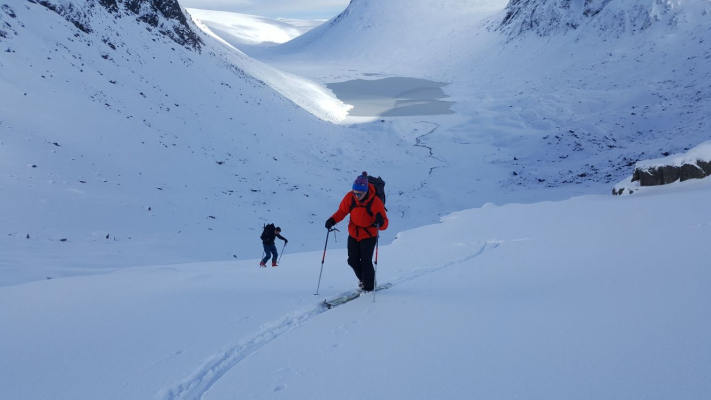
[260,223,276,242]
[350,175,386,216]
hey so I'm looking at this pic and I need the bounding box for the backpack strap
[349,196,375,217]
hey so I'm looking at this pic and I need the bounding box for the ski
[323,283,392,309]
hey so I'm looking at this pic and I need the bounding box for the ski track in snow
[155,240,501,400]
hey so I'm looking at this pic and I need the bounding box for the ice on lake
[326,77,455,117]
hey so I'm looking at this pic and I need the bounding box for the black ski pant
[347,236,377,291]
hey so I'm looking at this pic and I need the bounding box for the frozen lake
[326,77,455,117]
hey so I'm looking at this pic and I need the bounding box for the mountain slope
[266,0,508,75]
[0,0,406,285]
[258,0,711,204]
[186,8,324,47]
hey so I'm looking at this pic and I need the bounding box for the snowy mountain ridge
[25,0,202,49]
[498,0,708,38]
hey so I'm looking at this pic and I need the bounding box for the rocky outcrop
[498,0,685,38]
[631,160,711,187]
[124,0,201,49]
[499,0,579,36]
[613,142,711,195]
[30,0,93,33]
[29,0,202,49]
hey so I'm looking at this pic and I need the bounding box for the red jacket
[331,183,389,241]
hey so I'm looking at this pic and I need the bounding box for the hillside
[3,0,711,285]
[185,8,325,47]
[0,0,410,285]
[2,173,709,400]
[254,0,711,205]
[1,1,710,398]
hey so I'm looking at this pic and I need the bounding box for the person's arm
[331,193,353,224]
[372,198,389,230]
[276,233,288,243]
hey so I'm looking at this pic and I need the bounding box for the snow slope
[2,1,710,398]
[1,177,709,400]
[185,8,324,47]
[0,0,431,286]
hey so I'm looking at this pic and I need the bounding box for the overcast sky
[179,0,351,20]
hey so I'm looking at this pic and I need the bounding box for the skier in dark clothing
[260,224,288,267]
[325,172,388,292]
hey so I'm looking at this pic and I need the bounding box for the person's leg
[270,245,278,266]
[358,237,377,291]
[261,244,271,264]
[347,236,364,283]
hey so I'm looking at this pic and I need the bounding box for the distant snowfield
[2,179,709,400]
[186,9,325,47]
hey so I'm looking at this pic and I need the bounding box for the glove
[284,239,288,244]
[374,213,384,227]
[325,217,336,229]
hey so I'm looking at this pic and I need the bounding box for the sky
[179,0,351,19]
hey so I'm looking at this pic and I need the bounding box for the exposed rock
[698,160,711,176]
[2,4,17,18]
[680,164,706,181]
[498,0,681,38]
[632,160,711,187]
[31,0,202,49]
[611,187,634,196]
[124,0,201,49]
[34,0,93,33]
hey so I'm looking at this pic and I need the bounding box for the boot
[259,262,266,268]
[272,261,278,267]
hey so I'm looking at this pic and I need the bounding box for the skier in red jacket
[325,172,388,292]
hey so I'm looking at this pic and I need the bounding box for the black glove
[284,239,288,244]
[374,213,384,227]
[325,217,336,229]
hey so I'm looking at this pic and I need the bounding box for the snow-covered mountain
[259,0,711,205]
[499,0,699,37]
[1,1,710,398]
[0,0,396,285]
[2,0,710,286]
[264,0,508,74]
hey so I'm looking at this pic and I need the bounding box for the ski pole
[315,228,337,295]
[278,242,286,263]
[373,230,380,302]
[259,224,265,267]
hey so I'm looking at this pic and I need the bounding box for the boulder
[698,160,711,176]
[633,161,710,187]
[680,164,706,181]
